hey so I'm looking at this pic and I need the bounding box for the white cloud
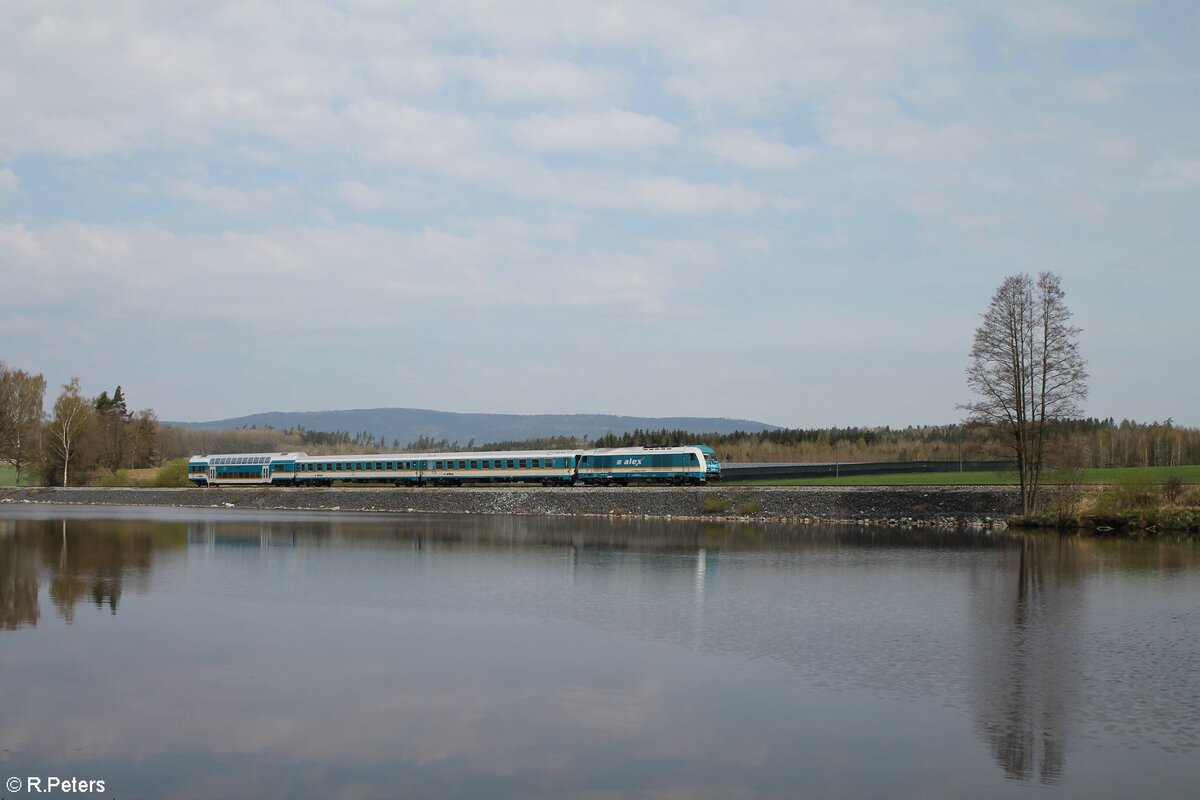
[342,101,523,180]
[460,56,622,106]
[511,110,679,152]
[1147,158,1200,190]
[818,96,979,163]
[1006,3,1126,38]
[700,129,814,170]
[622,176,763,215]
[0,220,720,332]
[168,181,303,219]
[1093,136,1136,160]
[524,171,802,216]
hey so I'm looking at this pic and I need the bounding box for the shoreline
[1,485,1019,528]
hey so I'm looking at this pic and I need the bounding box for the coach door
[208,467,216,482]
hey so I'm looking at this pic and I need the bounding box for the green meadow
[0,463,36,487]
[724,465,1200,487]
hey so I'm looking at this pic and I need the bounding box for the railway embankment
[0,485,1020,526]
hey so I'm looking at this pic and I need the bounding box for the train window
[469,461,477,469]
[506,460,515,469]
[518,460,526,468]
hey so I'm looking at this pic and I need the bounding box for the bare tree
[962,273,1088,514]
[0,363,47,485]
[47,378,92,487]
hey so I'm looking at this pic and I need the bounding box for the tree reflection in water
[0,518,182,627]
[969,534,1084,784]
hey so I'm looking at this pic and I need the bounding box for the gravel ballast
[0,485,1020,526]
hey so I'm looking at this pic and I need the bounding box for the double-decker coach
[188,452,305,486]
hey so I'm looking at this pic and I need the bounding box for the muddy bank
[0,485,1020,526]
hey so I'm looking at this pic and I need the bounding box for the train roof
[584,446,702,455]
[293,449,582,461]
[189,452,308,463]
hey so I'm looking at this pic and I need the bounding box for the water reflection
[0,517,185,628]
[968,536,1084,784]
[0,507,1197,799]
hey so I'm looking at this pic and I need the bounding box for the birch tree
[962,273,1088,514]
[0,363,46,485]
[47,378,92,486]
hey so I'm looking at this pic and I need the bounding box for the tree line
[580,420,1200,469]
[153,418,1200,471]
[1,364,158,486]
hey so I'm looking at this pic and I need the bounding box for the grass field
[0,463,38,487]
[724,465,1200,487]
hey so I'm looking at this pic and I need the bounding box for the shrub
[701,494,732,514]
[1162,476,1184,505]
[737,499,762,515]
[1095,474,1159,514]
[99,470,134,487]
[151,458,192,488]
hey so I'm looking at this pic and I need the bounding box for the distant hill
[168,407,779,446]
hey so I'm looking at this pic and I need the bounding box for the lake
[1,505,1197,799]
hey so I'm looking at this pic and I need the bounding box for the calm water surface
[1,505,1197,799]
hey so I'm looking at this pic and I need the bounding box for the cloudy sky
[1,0,1197,427]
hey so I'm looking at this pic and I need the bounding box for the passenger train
[188,445,721,487]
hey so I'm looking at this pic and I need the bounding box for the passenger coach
[292,450,579,486]
[189,445,720,487]
[188,452,304,486]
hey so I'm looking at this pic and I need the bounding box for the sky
[1,0,1197,428]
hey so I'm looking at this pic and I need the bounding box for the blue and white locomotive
[188,445,720,487]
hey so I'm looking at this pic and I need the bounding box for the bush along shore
[1007,476,1200,535]
[0,485,1019,528]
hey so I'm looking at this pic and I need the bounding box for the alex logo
[619,458,644,466]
